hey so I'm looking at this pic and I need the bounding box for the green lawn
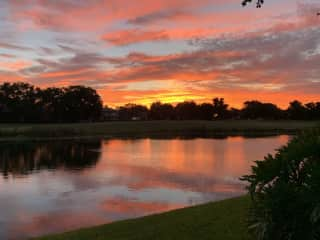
[34,196,252,240]
[0,120,318,140]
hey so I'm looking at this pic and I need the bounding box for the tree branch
[242,0,265,8]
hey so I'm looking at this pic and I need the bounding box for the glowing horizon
[0,0,320,109]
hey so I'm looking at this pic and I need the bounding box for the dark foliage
[242,0,265,8]
[145,99,320,121]
[0,82,102,123]
[118,103,149,120]
[60,86,102,122]
[149,102,175,120]
[288,100,309,120]
[212,98,229,119]
[198,103,214,120]
[175,101,199,120]
[242,101,284,120]
[0,82,42,122]
[306,102,320,120]
[241,128,320,240]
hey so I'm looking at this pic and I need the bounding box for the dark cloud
[0,53,16,58]
[20,65,48,76]
[58,45,80,53]
[39,47,60,55]
[0,42,32,51]
[127,9,191,25]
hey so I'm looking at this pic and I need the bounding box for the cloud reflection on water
[0,136,289,239]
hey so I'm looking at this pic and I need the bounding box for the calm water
[0,136,289,239]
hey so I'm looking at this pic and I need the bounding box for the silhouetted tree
[229,107,241,119]
[149,102,175,120]
[0,82,42,122]
[242,101,284,120]
[175,101,199,120]
[60,86,103,122]
[212,98,229,119]
[39,87,65,122]
[287,100,308,120]
[305,102,320,120]
[198,103,214,120]
[0,83,102,123]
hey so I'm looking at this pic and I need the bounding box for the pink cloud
[102,29,169,46]
[8,0,213,31]
[0,60,33,71]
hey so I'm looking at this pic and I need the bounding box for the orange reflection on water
[101,197,183,216]
[0,136,290,240]
[90,136,290,194]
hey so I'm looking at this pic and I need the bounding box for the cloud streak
[102,29,169,46]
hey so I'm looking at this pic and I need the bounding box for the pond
[0,135,289,239]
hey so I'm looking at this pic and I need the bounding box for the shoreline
[0,120,318,141]
[33,196,251,240]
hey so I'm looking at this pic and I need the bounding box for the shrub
[241,128,320,240]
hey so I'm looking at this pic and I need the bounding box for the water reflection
[0,140,101,178]
[0,136,289,239]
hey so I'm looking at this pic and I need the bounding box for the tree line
[108,99,320,121]
[0,82,102,123]
[0,82,319,122]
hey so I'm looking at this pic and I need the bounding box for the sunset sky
[0,0,320,108]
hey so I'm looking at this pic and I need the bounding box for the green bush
[242,128,320,240]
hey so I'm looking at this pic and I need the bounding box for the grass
[34,196,252,240]
[0,120,318,140]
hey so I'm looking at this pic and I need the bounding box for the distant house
[118,104,149,121]
[102,107,119,121]
[131,116,143,121]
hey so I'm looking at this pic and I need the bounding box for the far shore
[0,120,318,141]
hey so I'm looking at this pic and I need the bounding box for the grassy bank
[34,196,251,240]
[0,120,318,140]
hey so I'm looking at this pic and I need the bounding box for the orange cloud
[9,0,214,31]
[0,71,25,82]
[102,29,169,46]
[0,60,33,71]
[2,0,319,108]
